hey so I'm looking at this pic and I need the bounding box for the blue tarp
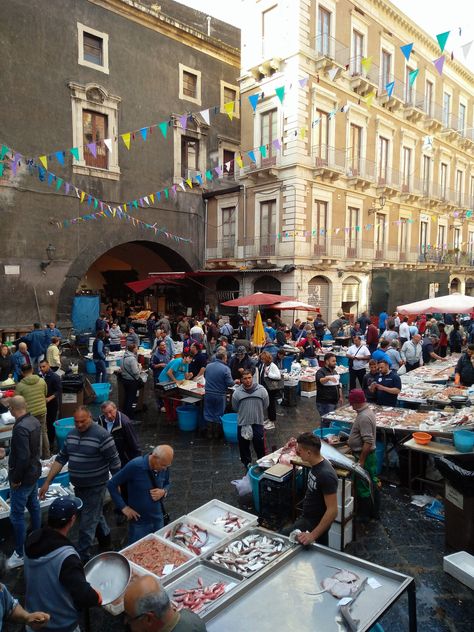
[72,295,100,333]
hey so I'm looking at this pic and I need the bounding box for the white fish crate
[188,499,257,535]
[104,564,155,616]
[156,515,228,558]
[443,551,474,590]
[0,496,9,519]
[40,484,72,509]
[206,527,292,578]
[120,533,195,583]
[162,561,243,617]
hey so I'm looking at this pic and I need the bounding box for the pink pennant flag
[433,55,445,75]
[179,115,188,130]
[87,143,97,158]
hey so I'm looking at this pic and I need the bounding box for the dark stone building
[0,0,240,331]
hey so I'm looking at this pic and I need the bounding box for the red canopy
[126,276,182,293]
[221,291,295,307]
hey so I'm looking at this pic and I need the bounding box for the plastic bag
[231,473,252,496]
[241,424,253,440]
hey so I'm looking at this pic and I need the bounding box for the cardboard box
[300,380,316,392]
[328,519,353,550]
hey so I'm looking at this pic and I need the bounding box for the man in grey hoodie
[232,370,269,469]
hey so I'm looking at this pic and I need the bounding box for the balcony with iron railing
[312,35,350,69]
[349,57,380,96]
[375,166,401,193]
[313,145,346,179]
[242,237,277,259]
[206,237,236,260]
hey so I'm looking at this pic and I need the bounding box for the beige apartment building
[204,0,474,322]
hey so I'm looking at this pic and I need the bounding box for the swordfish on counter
[320,442,373,495]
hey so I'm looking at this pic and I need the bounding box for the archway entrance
[450,277,461,293]
[466,278,474,297]
[308,275,330,321]
[342,276,360,319]
[253,275,281,294]
[216,276,240,316]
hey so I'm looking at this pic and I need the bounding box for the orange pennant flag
[224,101,235,120]
[39,155,48,169]
[121,133,131,150]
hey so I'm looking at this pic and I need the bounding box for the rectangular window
[262,5,278,58]
[423,156,431,195]
[470,176,474,207]
[223,86,236,106]
[182,71,198,99]
[400,219,409,257]
[375,213,386,256]
[349,124,362,174]
[317,7,331,56]
[352,30,364,75]
[440,163,448,199]
[437,224,446,248]
[405,66,415,104]
[443,92,451,127]
[378,137,389,183]
[455,169,463,205]
[261,109,278,156]
[82,110,107,169]
[347,207,359,255]
[425,80,433,116]
[402,147,412,189]
[181,137,199,178]
[420,220,428,252]
[459,103,466,136]
[223,149,235,177]
[221,206,236,256]
[260,200,276,255]
[381,50,392,87]
[454,227,461,250]
[314,200,328,254]
[469,231,474,262]
[314,109,329,162]
[83,32,103,66]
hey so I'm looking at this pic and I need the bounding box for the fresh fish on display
[210,534,288,577]
[320,442,373,494]
[212,512,248,533]
[164,522,209,555]
[306,567,363,600]
[172,579,227,614]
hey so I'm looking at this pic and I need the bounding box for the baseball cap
[48,496,83,524]
[236,345,247,355]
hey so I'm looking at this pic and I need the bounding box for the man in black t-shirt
[281,433,338,546]
[316,352,343,422]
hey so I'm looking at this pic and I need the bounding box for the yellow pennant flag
[224,101,235,120]
[121,133,131,150]
[150,193,155,204]
[80,191,86,203]
[365,90,376,108]
[361,56,372,72]
[236,155,243,168]
[186,178,193,189]
[112,208,117,217]
[123,204,127,212]
[39,155,48,169]
[300,127,306,139]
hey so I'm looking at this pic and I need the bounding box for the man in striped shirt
[39,406,121,562]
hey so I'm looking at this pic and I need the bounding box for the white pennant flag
[225,161,232,172]
[200,109,210,125]
[461,40,473,59]
[144,196,149,205]
[104,138,113,153]
[74,187,80,198]
[328,67,340,82]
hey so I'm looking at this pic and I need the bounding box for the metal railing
[313,35,350,66]
[312,145,346,171]
[375,166,400,190]
[206,238,236,260]
[242,237,277,258]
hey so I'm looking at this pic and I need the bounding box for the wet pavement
[2,376,472,631]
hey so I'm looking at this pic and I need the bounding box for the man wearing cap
[39,406,121,562]
[369,360,401,407]
[348,390,380,520]
[24,496,102,632]
[229,346,255,382]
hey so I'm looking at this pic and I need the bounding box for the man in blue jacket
[203,347,235,438]
[108,445,173,544]
[22,324,46,371]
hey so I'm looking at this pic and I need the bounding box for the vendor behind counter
[454,344,474,387]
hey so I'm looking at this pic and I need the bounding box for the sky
[177,0,474,72]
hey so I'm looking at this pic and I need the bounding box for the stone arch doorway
[216,276,240,315]
[308,275,330,321]
[253,275,281,294]
[342,276,361,318]
[466,278,474,297]
[450,277,461,293]
[57,238,196,325]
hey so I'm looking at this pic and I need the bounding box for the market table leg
[407,578,417,632]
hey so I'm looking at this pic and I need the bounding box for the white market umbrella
[272,301,321,311]
[397,293,474,315]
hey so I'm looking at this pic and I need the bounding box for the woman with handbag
[120,344,144,419]
[257,351,283,430]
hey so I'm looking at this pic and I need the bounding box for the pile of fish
[163,522,209,556]
[172,577,227,613]
[124,538,190,577]
[212,512,248,533]
[211,533,287,577]
[307,567,363,599]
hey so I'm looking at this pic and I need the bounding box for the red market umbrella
[221,291,295,307]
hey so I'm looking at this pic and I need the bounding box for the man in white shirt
[401,334,423,372]
[399,317,411,346]
[346,336,371,390]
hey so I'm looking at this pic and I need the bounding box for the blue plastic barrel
[221,413,238,443]
[54,417,75,450]
[176,405,198,431]
[330,420,352,433]
[248,465,264,512]
[86,360,96,374]
[91,383,112,404]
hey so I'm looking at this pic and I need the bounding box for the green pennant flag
[205,170,213,181]
[132,200,138,209]
[93,199,98,210]
[260,145,267,158]
[0,145,9,161]
[436,31,450,53]
[70,147,80,161]
[275,86,285,103]
[409,68,419,86]
[55,177,63,191]
[164,189,169,199]
[158,122,168,138]
[0,163,3,178]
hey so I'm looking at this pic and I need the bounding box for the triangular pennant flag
[195,174,202,185]
[139,127,148,142]
[365,90,376,108]
[433,55,445,75]
[87,143,97,158]
[361,56,372,72]
[93,199,98,210]
[179,181,186,191]
[104,139,113,153]
[150,193,155,204]
[248,94,259,112]
[132,200,138,209]
[87,194,92,205]
[225,161,232,172]
[272,139,282,151]
[327,67,340,82]
[409,68,419,86]
[298,77,308,88]
[55,151,64,166]
[39,155,48,169]
[0,145,9,161]
[214,166,223,177]
[461,40,473,59]
[179,115,188,130]
[223,101,235,120]
[65,182,70,195]
[144,196,149,205]
[300,127,306,139]
[55,177,63,191]
[436,31,450,53]
[158,122,168,138]
[0,163,4,178]
[259,145,267,158]
[400,43,413,61]
[164,189,169,199]
[46,172,54,186]
[172,185,178,195]
[275,86,285,103]
[205,170,213,181]
[70,147,80,161]
[236,155,243,168]
[386,81,395,98]
[185,178,193,188]
[121,133,131,150]
[248,150,256,163]
[80,191,86,203]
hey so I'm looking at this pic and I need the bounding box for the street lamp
[40,244,56,272]
[368,194,386,215]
